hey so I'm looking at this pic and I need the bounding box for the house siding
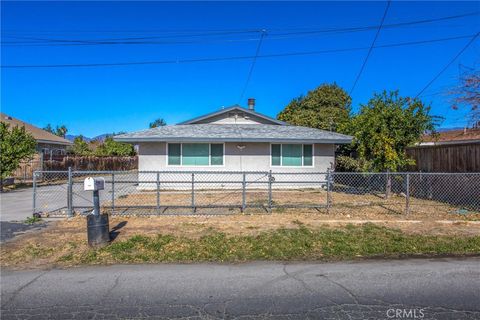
[138,142,334,172]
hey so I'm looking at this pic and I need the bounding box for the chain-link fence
[32,170,480,217]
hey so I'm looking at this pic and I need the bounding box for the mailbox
[84,177,105,191]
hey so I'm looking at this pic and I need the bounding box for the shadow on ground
[110,221,127,241]
[0,221,49,242]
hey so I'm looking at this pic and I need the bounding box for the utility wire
[2,34,474,69]
[238,30,266,103]
[3,12,477,47]
[415,32,480,98]
[350,0,391,95]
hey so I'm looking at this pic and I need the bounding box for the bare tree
[450,65,480,128]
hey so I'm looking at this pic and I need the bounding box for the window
[167,143,224,166]
[271,144,313,167]
[182,143,209,165]
[210,144,224,165]
[168,144,181,165]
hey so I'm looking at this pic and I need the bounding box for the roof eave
[36,139,73,145]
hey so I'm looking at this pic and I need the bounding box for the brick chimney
[247,98,255,111]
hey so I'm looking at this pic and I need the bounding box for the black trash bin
[87,214,110,246]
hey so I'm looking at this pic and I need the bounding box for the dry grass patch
[1,212,479,270]
[1,221,479,269]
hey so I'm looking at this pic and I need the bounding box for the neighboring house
[406,128,480,172]
[114,99,352,174]
[1,113,72,157]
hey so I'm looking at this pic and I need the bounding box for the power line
[2,11,477,47]
[350,0,391,95]
[1,33,474,69]
[238,30,266,103]
[2,30,263,45]
[415,32,480,98]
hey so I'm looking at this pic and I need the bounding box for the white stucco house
[114,99,352,174]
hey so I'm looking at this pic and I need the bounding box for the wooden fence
[43,155,138,171]
[12,154,43,182]
[406,143,480,172]
[12,155,138,182]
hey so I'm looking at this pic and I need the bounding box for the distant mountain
[65,134,90,142]
[65,133,113,142]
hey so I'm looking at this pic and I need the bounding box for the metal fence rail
[32,170,480,217]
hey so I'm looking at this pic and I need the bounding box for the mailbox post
[84,177,110,246]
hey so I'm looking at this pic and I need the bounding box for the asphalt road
[2,258,479,319]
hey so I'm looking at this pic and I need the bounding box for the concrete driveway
[0,188,34,222]
[1,258,479,319]
[1,177,138,221]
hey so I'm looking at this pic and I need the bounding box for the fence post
[32,171,37,215]
[405,173,410,215]
[67,167,73,217]
[156,172,160,214]
[111,172,115,215]
[191,173,195,214]
[268,170,272,213]
[241,173,246,213]
[326,168,332,213]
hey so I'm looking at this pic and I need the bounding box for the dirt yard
[104,188,480,217]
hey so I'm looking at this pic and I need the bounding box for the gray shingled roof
[114,124,352,144]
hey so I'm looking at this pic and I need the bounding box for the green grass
[71,224,480,264]
[24,215,42,225]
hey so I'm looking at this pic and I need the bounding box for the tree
[43,124,54,134]
[0,123,36,191]
[277,83,352,132]
[347,91,437,172]
[450,66,480,127]
[71,135,91,155]
[55,125,68,138]
[149,118,167,128]
[94,136,135,156]
[43,124,68,138]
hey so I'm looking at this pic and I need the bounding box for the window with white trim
[168,143,224,166]
[271,144,313,167]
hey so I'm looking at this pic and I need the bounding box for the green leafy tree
[55,125,68,138]
[347,91,437,172]
[277,83,352,132]
[0,123,36,191]
[43,124,68,138]
[149,118,167,128]
[43,124,54,134]
[94,136,135,156]
[71,135,92,155]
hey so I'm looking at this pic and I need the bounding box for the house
[1,113,72,157]
[114,99,352,174]
[406,128,480,172]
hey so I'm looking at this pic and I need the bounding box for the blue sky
[2,1,479,137]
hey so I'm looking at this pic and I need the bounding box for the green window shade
[168,144,181,165]
[303,144,313,166]
[210,144,224,165]
[182,143,209,165]
[282,144,302,166]
[271,144,281,166]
